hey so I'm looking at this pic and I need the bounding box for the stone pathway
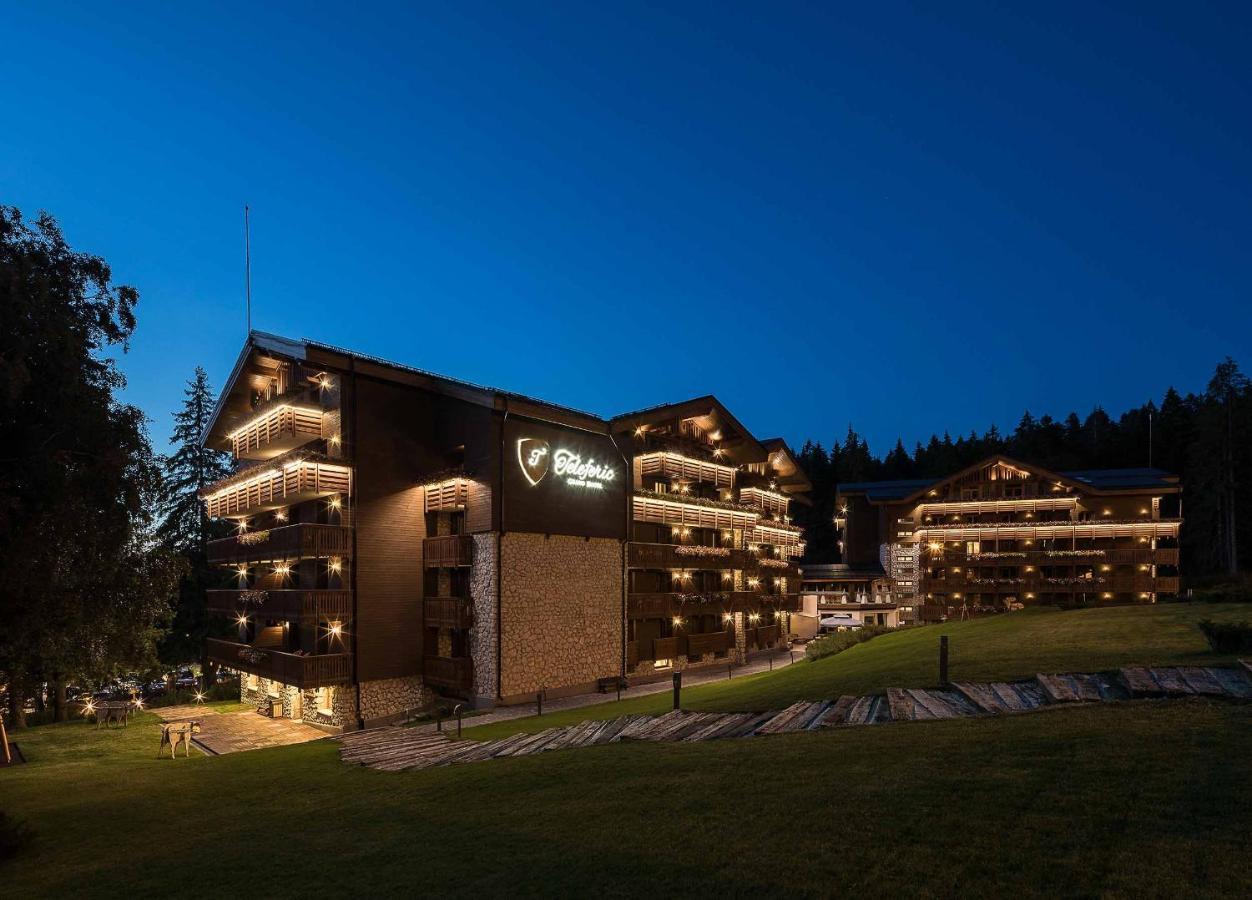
[408,646,801,735]
[168,709,329,755]
[152,704,222,721]
[337,661,1252,773]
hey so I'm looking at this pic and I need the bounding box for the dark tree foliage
[0,207,182,726]
[155,368,233,674]
[797,358,1252,578]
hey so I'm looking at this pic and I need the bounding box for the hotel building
[834,457,1182,621]
[199,332,809,730]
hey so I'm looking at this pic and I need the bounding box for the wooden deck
[336,662,1252,772]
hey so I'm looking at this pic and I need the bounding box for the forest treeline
[795,360,1252,579]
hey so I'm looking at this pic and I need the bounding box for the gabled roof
[838,478,937,502]
[761,438,813,494]
[202,331,610,447]
[837,456,1180,504]
[610,395,768,463]
[1059,468,1179,490]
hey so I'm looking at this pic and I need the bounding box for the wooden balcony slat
[205,638,351,688]
[207,524,353,564]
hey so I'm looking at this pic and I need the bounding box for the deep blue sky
[5,2,1249,454]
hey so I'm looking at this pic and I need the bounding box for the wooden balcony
[207,524,353,564]
[424,596,474,630]
[206,588,352,621]
[423,534,474,568]
[738,487,790,517]
[1155,576,1180,592]
[632,491,758,532]
[204,460,351,518]
[627,542,754,571]
[756,624,782,646]
[422,656,474,695]
[652,636,682,660]
[229,403,324,460]
[686,630,731,656]
[637,451,736,489]
[205,638,351,688]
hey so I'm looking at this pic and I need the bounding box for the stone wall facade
[359,676,435,724]
[499,533,623,700]
[239,674,356,731]
[469,532,499,700]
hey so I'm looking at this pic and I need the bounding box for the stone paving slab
[153,705,221,721]
[191,710,328,755]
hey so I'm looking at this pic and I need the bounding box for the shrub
[1197,619,1252,655]
[805,625,896,662]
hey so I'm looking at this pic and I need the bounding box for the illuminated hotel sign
[517,438,616,491]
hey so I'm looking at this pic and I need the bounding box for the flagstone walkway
[156,707,329,755]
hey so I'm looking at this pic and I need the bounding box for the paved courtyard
[156,705,328,755]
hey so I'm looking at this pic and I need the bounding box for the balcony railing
[628,542,754,571]
[207,523,353,564]
[924,574,1178,594]
[423,534,474,568]
[204,460,351,518]
[205,638,351,688]
[206,588,352,621]
[422,656,474,694]
[229,404,324,460]
[685,630,731,656]
[424,596,474,630]
[652,636,682,660]
[756,623,782,646]
[627,590,788,618]
[942,548,1180,566]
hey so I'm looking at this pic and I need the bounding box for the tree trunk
[33,686,46,713]
[201,651,219,688]
[8,676,27,729]
[51,678,69,722]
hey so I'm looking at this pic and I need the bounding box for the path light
[194,691,206,703]
[82,700,96,717]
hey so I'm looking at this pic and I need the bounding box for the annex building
[199,332,809,730]
[832,457,1182,622]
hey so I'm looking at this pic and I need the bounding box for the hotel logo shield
[517,438,551,486]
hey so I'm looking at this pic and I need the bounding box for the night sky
[4,3,1249,453]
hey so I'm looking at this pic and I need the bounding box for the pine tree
[156,367,232,552]
[156,367,233,676]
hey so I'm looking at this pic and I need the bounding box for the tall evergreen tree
[156,368,233,677]
[156,368,232,551]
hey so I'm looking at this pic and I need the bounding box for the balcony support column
[731,611,747,665]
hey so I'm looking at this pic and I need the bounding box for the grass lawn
[462,602,1250,740]
[4,697,1249,898]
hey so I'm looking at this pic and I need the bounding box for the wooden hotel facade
[200,332,809,730]
[835,457,1182,622]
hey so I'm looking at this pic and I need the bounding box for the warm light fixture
[275,563,291,578]
[329,558,342,574]
[329,621,343,638]
[672,616,684,628]
[236,613,248,626]
[274,509,287,522]
[329,496,342,510]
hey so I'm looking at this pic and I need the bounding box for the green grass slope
[464,602,1248,739]
[4,699,1249,898]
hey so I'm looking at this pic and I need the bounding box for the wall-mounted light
[672,616,684,628]
[274,509,287,522]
